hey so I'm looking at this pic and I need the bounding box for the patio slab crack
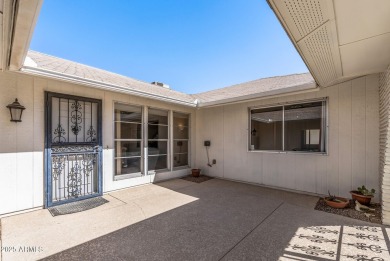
[218,202,284,261]
[132,201,147,219]
[107,194,127,205]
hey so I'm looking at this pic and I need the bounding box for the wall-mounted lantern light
[6,99,25,122]
[251,128,257,136]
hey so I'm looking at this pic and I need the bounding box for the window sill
[147,166,190,174]
[172,165,190,171]
[147,168,169,175]
[247,150,328,156]
[114,172,143,181]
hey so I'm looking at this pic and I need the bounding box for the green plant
[357,185,375,196]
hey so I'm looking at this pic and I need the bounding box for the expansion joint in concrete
[218,202,284,261]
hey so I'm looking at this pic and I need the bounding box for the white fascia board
[20,66,197,107]
[197,81,318,108]
[8,0,43,71]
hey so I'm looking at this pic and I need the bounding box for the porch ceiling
[268,0,390,87]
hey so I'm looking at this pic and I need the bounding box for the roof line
[20,64,316,108]
[20,65,198,107]
[190,72,312,96]
[27,50,172,89]
[29,50,312,98]
[23,51,316,107]
[197,81,318,107]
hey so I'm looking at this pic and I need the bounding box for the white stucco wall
[196,74,380,200]
[0,71,196,215]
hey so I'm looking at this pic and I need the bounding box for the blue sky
[30,0,307,93]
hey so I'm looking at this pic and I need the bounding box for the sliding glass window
[284,102,325,152]
[250,106,283,151]
[250,99,327,153]
[148,108,169,170]
[114,104,143,176]
[173,112,189,167]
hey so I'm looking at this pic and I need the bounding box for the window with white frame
[114,104,143,176]
[114,103,191,177]
[148,108,169,171]
[250,99,327,153]
[173,112,189,167]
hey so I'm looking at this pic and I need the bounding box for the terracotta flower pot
[324,197,349,209]
[350,191,373,205]
[191,169,200,177]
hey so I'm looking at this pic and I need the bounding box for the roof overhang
[267,0,390,87]
[196,80,317,107]
[20,65,198,107]
[1,0,42,71]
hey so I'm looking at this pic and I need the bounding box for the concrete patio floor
[1,178,390,261]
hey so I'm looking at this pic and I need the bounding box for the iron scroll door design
[45,92,102,207]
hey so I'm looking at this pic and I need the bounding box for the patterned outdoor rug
[48,197,109,217]
[181,175,214,183]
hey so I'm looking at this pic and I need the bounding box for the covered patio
[1,178,389,260]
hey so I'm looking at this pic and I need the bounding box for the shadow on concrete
[42,179,390,261]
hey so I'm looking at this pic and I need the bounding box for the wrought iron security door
[45,92,102,207]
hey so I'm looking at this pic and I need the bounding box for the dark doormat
[181,175,214,183]
[48,197,109,217]
[315,198,381,224]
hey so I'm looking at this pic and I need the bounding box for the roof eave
[7,0,43,71]
[266,0,324,87]
[20,66,197,107]
[267,0,390,87]
[197,81,318,108]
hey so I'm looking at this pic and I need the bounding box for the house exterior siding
[380,65,390,225]
[0,71,196,215]
[0,69,383,216]
[196,74,380,200]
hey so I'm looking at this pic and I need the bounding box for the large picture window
[114,103,191,178]
[250,99,327,153]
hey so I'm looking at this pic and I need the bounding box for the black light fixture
[251,128,257,136]
[6,98,25,122]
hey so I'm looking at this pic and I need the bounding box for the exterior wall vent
[151,81,170,89]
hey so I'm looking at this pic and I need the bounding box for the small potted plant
[191,168,201,177]
[350,186,375,205]
[324,191,349,209]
